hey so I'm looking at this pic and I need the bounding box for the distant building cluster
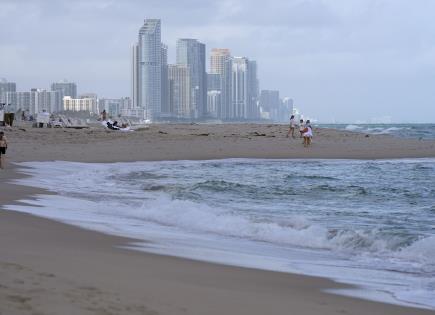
[128,19,294,122]
[0,18,296,123]
[0,78,132,118]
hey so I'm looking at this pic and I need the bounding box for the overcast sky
[1,0,434,122]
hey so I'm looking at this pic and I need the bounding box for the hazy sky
[1,0,434,122]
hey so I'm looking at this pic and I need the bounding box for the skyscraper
[138,19,162,121]
[207,90,221,119]
[210,48,232,120]
[31,89,62,113]
[0,79,16,105]
[206,73,222,118]
[168,64,191,118]
[51,80,77,98]
[176,39,206,119]
[231,57,248,119]
[260,90,280,120]
[131,43,139,108]
[50,80,77,112]
[6,92,30,113]
[210,49,231,74]
[247,60,259,120]
[161,44,169,115]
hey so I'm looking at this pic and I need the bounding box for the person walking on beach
[299,119,305,138]
[101,109,107,121]
[287,115,296,138]
[302,120,313,147]
[0,131,8,169]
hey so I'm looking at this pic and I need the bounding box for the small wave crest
[345,124,363,131]
[131,195,434,267]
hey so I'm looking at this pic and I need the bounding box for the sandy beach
[1,124,435,315]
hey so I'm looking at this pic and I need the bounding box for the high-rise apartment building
[137,19,162,121]
[7,89,62,114]
[229,57,260,120]
[168,64,191,118]
[0,79,16,105]
[210,49,231,74]
[31,89,62,113]
[207,90,221,119]
[259,90,280,120]
[161,44,169,115]
[231,57,249,119]
[247,60,259,120]
[51,80,77,98]
[64,96,97,113]
[99,98,131,117]
[210,48,232,120]
[206,73,222,118]
[176,39,206,119]
[131,43,139,108]
[6,92,30,113]
[207,73,222,91]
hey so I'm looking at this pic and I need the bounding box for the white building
[230,57,259,120]
[63,96,97,113]
[231,57,249,119]
[137,19,162,121]
[207,90,221,118]
[7,89,61,114]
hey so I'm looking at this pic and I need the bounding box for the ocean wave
[191,180,257,193]
[345,124,363,131]
[129,194,434,266]
[341,124,435,139]
[395,236,435,266]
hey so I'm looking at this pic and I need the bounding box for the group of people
[0,131,8,169]
[100,110,130,131]
[287,115,313,147]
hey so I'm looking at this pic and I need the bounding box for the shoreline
[2,124,435,314]
[2,165,435,314]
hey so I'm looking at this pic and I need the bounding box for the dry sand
[4,123,435,162]
[1,123,435,315]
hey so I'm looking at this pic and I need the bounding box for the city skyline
[1,0,435,122]
[0,17,291,123]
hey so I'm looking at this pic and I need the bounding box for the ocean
[318,123,435,140]
[5,158,435,309]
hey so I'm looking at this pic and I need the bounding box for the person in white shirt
[286,115,296,138]
[302,120,313,147]
[298,119,305,138]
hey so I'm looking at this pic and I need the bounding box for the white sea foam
[345,124,363,131]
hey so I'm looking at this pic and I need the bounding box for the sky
[1,0,434,123]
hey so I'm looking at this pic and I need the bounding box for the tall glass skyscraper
[138,19,162,121]
[50,80,77,98]
[210,48,232,120]
[231,57,249,119]
[176,39,206,119]
[0,79,16,105]
[131,43,139,109]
